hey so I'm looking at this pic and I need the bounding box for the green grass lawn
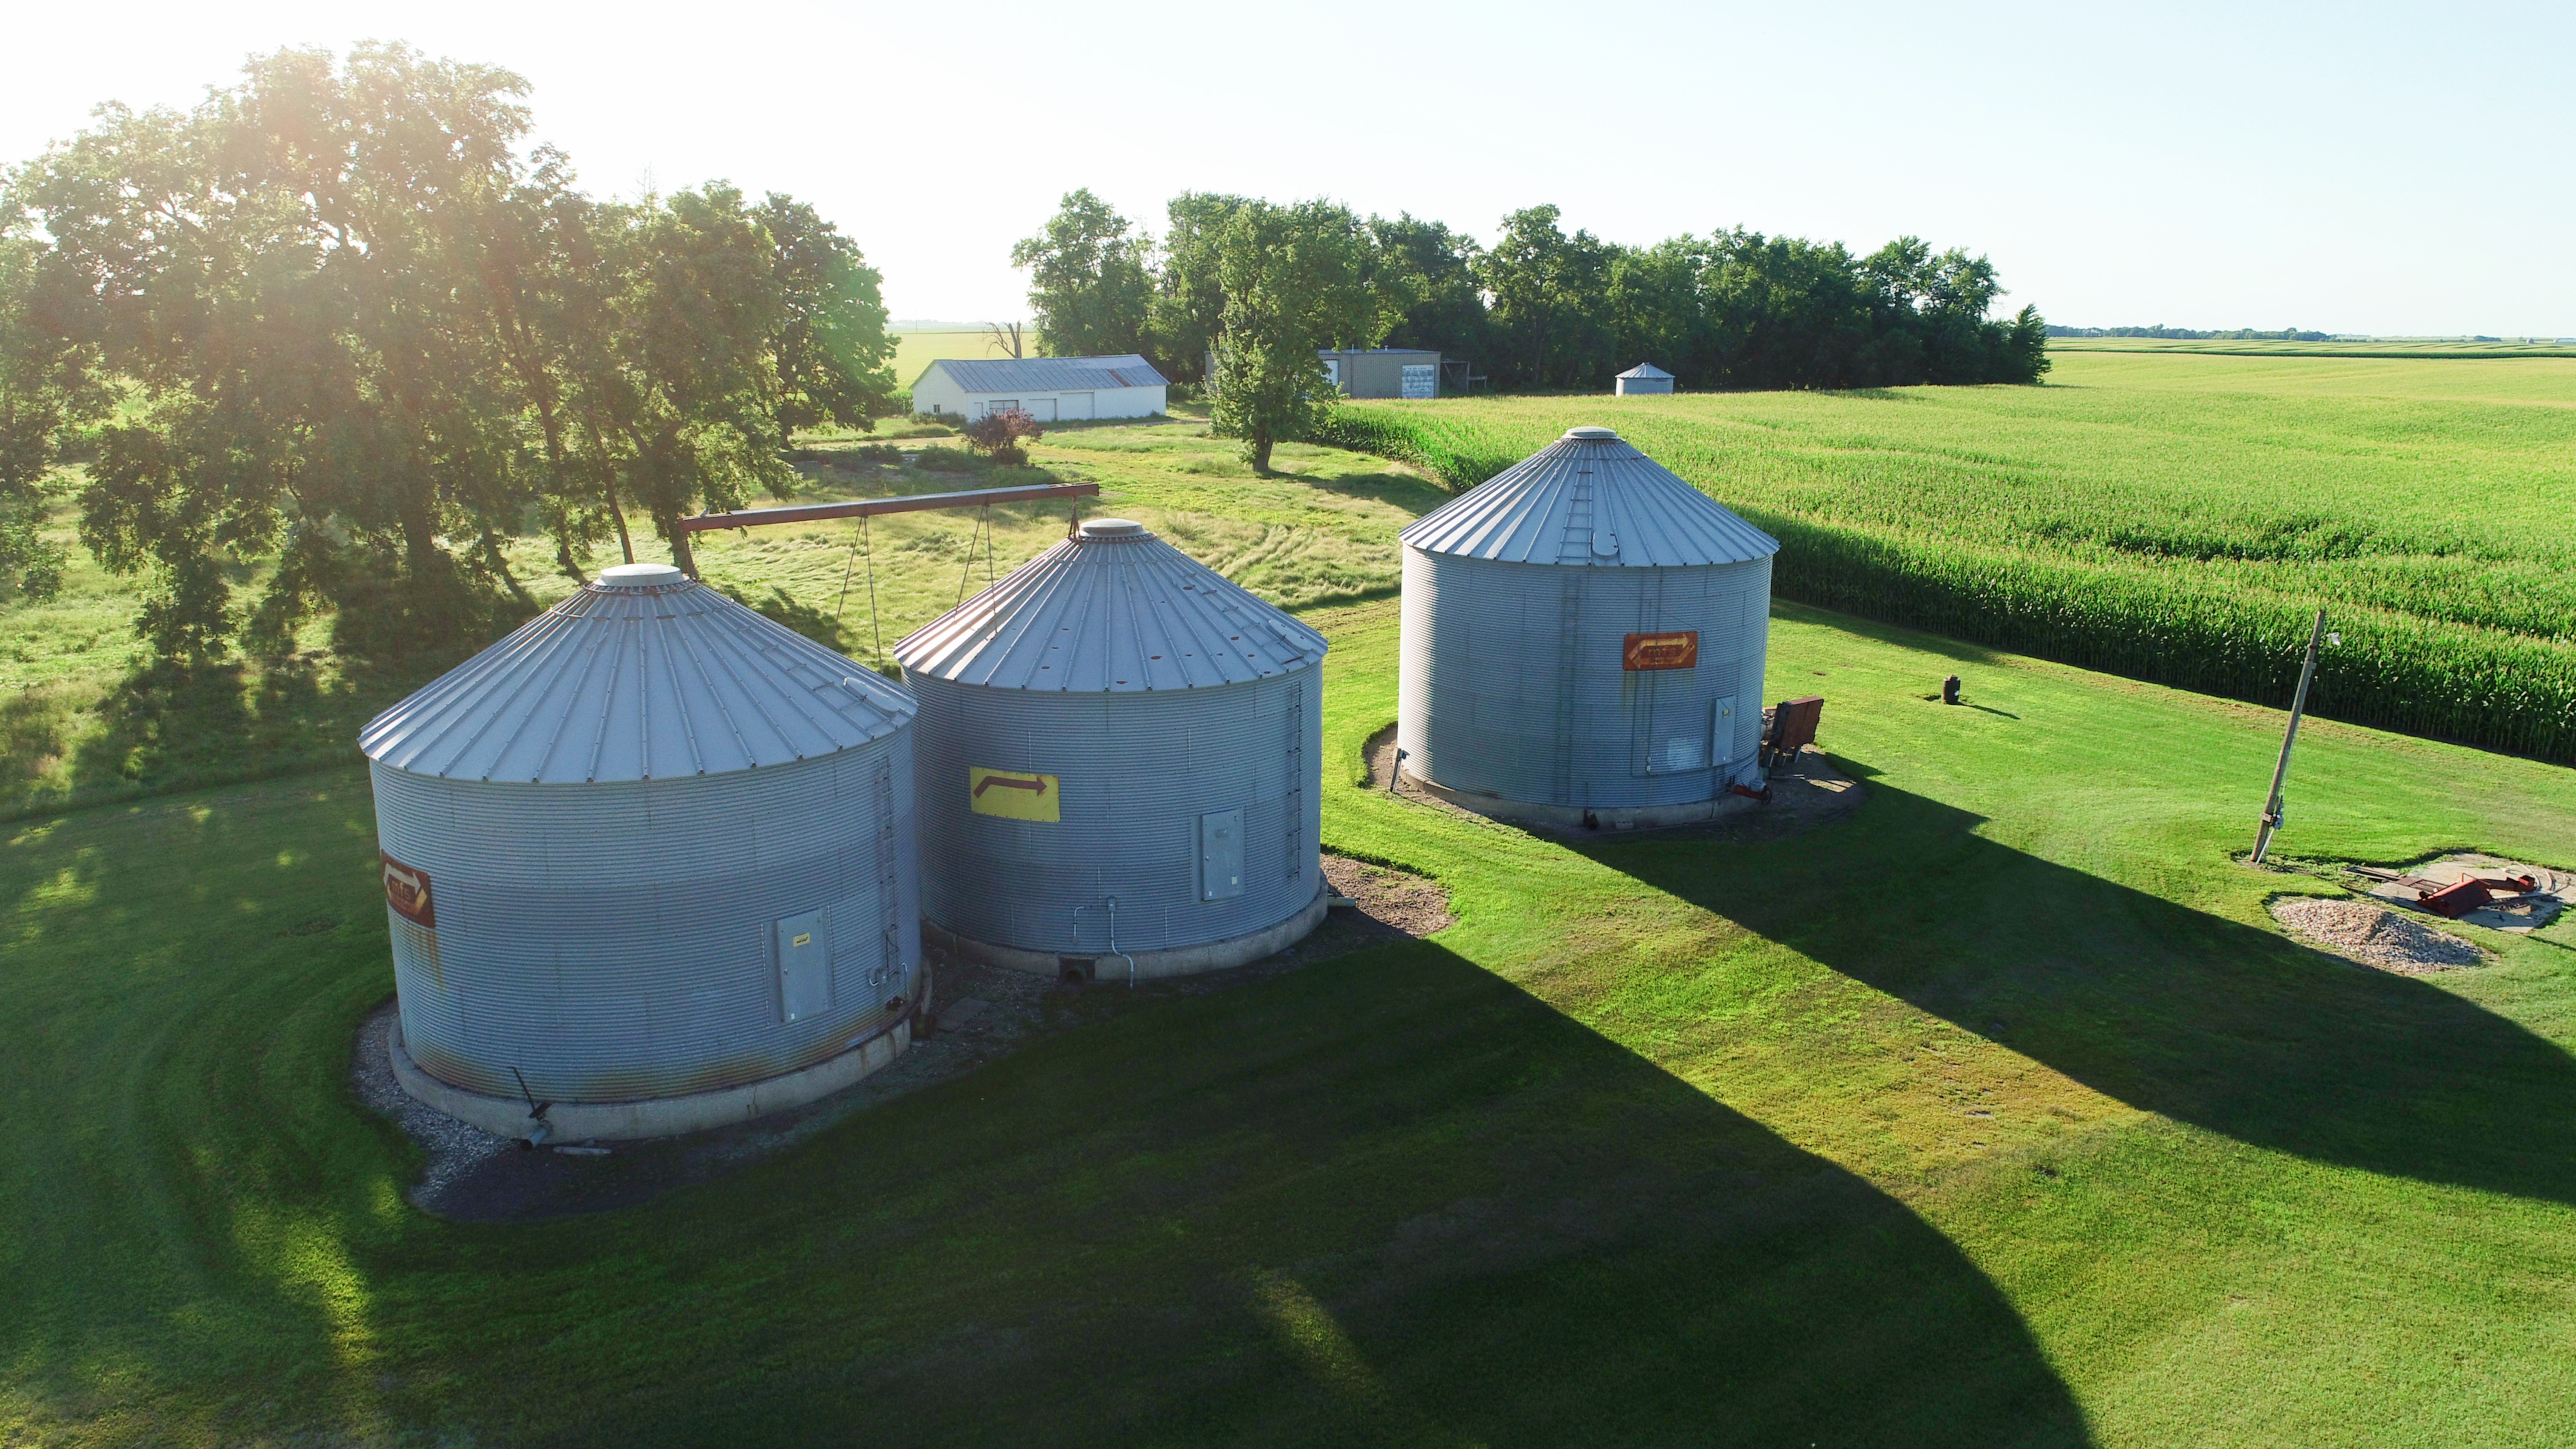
[8,549,2576,1443]
[1334,351,2576,761]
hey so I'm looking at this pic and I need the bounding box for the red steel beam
[679,481,1101,534]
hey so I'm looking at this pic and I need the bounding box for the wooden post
[2252,608,2329,865]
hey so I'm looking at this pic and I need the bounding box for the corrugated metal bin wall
[1398,549,1771,809]
[374,740,921,1103]
[908,670,1322,955]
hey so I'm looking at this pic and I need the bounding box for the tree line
[0,45,897,658]
[2047,325,2332,341]
[1015,190,2051,466]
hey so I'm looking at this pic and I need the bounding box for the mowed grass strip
[7,579,2576,1444]
[1328,350,2576,761]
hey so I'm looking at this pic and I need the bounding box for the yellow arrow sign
[970,766,1060,822]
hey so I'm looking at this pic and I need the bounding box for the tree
[1368,213,1489,367]
[1148,191,1247,384]
[760,193,899,437]
[13,43,544,658]
[1207,200,1382,474]
[2,44,901,663]
[1477,205,1614,389]
[1701,229,1887,391]
[1604,237,1709,383]
[0,232,105,600]
[1011,189,1152,360]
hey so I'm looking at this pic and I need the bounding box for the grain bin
[896,519,1329,980]
[1396,426,1779,829]
[1614,363,1675,396]
[361,562,922,1141]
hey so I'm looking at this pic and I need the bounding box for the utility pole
[2252,608,2330,865]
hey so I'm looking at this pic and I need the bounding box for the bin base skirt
[389,1014,912,1143]
[1404,769,1761,832]
[926,885,1330,981]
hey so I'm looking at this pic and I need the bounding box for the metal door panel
[1199,808,1244,901]
[775,908,831,1023]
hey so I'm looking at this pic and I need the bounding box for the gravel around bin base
[349,1004,512,1201]
[2271,895,2490,973]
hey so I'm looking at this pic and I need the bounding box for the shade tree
[0,44,896,661]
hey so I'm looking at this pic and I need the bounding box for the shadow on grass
[17,642,485,820]
[1604,781,2576,1208]
[0,684,70,790]
[3,772,2082,1443]
[551,941,2087,1447]
[1293,466,1455,515]
[62,656,389,805]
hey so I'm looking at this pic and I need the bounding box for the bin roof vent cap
[596,562,687,590]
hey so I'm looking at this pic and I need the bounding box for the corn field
[1320,356,2576,763]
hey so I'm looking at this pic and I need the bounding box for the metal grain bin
[895,519,1329,980]
[1396,426,1780,829]
[1615,363,1675,396]
[361,562,921,1141]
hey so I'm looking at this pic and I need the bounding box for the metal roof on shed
[361,566,915,782]
[895,520,1326,692]
[1399,426,1779,567]
[928,354,1169,394]
[1616,362,1674,378]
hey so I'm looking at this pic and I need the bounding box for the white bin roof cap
[895,521,1326,692]
[361,571,915,782]
[1399,426,1778,567]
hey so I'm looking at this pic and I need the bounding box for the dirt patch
[354,853,1450,1224]
[2270,895,2490,974]
[1361,723,1865,843]
[1326,854,1456,937]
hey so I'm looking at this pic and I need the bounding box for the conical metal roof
[1399,426,1779,567]
[895,519,1327,692]
[361,563,915,783]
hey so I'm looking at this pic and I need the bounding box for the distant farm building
[913,355,1168,422]
[1319,347,1446,399]
[1615,363,1674,396]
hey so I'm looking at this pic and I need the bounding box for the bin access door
[1200,808,1244,901]
[775,909,832,1023]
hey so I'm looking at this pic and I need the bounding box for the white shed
[912,354,1169,422]
[1615,363,1675,396]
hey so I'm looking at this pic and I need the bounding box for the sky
[4,1,2569,337]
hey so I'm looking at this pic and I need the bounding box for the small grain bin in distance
[896,519,1330,980]
[1396,427,1780,830]
[362,562,923,1142]
[1614,363,1674,396]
